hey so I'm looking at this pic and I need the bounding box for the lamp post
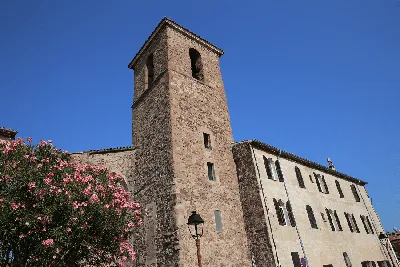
[187,211,204,267]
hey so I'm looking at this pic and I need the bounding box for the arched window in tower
[189,48,203,81]
[146,54,154,89]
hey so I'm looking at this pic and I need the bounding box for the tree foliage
[0,138,141,266]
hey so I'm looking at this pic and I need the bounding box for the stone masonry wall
[72,149,135,190]
[131,26,179,266]
[232,142,277,267]
[166,26,252,267]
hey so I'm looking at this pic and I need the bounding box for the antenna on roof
[327,158,336,171]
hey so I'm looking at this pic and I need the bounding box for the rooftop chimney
[327,158,336,171]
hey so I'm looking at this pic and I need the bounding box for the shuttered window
[351,184,361,202]
[345,212,354,232]
[291,252,301,267]
[315,173,322,192]
[274,199,295,227]
[343,252,352,267]
[377,261,391,267]
[322,175,329,194]
[286,201,296,227]
[351,214,360,233]
[334,210,343,231]
[295,166,305,188]
[366,216,374,234]
[362,261,377,267]
[273,198,285,225]
[275,160,284,182]
[361,215,375,234]
[336,180,344,198]
[306,205,318,229]
[326,209,335,231]
[326,209,341,231]
[361,215,369,233]
[315,173,329,194]
[264,157,278,181]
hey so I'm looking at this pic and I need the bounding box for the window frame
[203,132,211,149]
[207,162,215,181]
[214,210,223,233]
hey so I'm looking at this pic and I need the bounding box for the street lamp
[187,211,204,267]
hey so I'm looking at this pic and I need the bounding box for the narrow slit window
[335,180,344,198]
[146,54,154,88]
[306,205,318,229]
[203,133,211,149]
[295,166,305,188]
[350,184,361,202]
[207,162,215,181]
[189,48,203,81]
[214,210,223,233]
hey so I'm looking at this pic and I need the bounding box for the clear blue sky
[1,0,399,231]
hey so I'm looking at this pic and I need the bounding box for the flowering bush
[0,138,141,266]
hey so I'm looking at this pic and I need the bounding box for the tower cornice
[128,17,224,70]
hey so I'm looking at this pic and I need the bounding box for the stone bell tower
[128,18,252,266]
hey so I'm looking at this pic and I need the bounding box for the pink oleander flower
[27,137,32,142]
[28,182,36,189]
[89,194,99,204]
[42,239,54,246]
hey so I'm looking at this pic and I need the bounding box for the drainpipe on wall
[277,149,310,267]
[356,185,400,267]
[250,145,281,267]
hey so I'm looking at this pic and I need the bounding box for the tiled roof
[128,17,224,69]
[74,146,135,155]
[242,139,367,186]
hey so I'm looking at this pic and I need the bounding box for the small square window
[203,133,211,149]
[207,162,215,181]
[214,210,223,233]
